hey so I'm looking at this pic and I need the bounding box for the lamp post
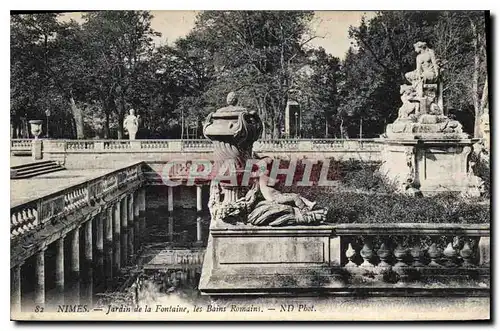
[294,112,298,138]
[45,109,51,138]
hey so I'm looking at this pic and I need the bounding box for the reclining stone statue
[209,163,328,226]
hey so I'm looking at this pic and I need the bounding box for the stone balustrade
[11,138,384,164]
[10,162,144,241]
[11,139,32,156]
[201,221,490,295]
[13,138,382,153]
[335,223,490,282]
[11,139,32,149]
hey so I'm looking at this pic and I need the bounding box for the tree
[294,47,341,137]
[81,11,160,138]
[184,11,316,139]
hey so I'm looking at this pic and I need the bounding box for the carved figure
[397,85,420,120]
[405,41,440,95]
[123,109,139,140]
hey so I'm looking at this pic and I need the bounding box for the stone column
[69,227,80,305]
[113,202,121,274]
[120,197,128,267]
[196,217,203,243]
[134,191,140,218]
[55,237,65,305]
[168,216,174,242]
[105,207,113,247]
[128,193,134,224]
[82,220,93,308]
[196,185,203,213]
[167,186,174,213]
[11,265,22,313]
[196,186,203,242]
[128,224,134,264]
[95,215,104,292]
[84,219,93,263]
[127,194,135,262]
[34,248,46,307]
[121,196,128,227]
[134,209,140,250]
[139,187,146,214]
[138,187,147,244]
[104,207,113,288]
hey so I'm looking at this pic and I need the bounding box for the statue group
[386,41,466,139]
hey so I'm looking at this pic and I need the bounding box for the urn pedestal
[29,120,43,160]
[199,223,345,295]
[379,138,482,196]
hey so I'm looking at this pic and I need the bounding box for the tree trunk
[117,94,126,139]
[117,111,124,139]
[104,112,110,139]
[471,19,481,138]
[69,97,85,139]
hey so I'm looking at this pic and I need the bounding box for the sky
[60,11,376,59]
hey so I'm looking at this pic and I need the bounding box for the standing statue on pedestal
[123,109,139,140]
[385,41,466,139]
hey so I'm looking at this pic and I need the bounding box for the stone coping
[376,137,481,145]
[210,222,490,236]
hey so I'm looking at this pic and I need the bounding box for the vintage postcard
[10,10,490,321]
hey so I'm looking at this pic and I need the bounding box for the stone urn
[29,120,43,140]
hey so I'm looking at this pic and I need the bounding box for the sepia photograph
[9,9,491,321]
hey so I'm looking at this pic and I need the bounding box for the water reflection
[94,207,211,308]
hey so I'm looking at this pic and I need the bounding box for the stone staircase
[10,160,65,179]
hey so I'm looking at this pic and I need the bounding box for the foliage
[299,188,490,224]
[337,160,397,193]
[10,11,488,139]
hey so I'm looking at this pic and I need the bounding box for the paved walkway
[10,160,139,207]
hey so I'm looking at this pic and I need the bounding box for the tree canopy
[10,10,488,139]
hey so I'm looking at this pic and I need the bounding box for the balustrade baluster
[21,210,30,232]
[360,237,375,270]
[11,214,19,237]
[27,209,36,229]
[376,242,391,272]
[427,241,442,268]
[345,241,358,270]
[460,239,474,267]
[410,245,425,267]
[443,241,458,267]
[393,240,408,277]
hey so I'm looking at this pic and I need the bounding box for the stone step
[14,162,61,174]
[11,161,65,179]
[11,160,53,170]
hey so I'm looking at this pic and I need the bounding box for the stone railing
[10,162,144,240]
[16,138,383,165]
[11,139,32,149]
[335,223,490,284]
[206,221,490,295]
[29,138,382,153]
[11,139,32,155]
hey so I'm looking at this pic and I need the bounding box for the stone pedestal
[199,223,344,295]
[379,138,482,196]
[31,139,43,160]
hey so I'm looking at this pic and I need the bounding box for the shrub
[294,188,490,224]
